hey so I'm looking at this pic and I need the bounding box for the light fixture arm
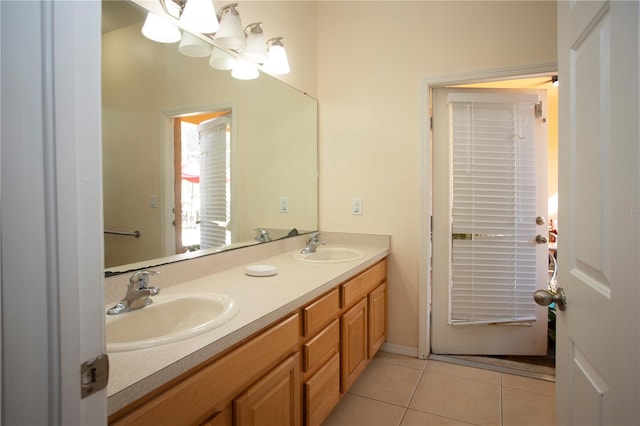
[217,3,240,22]
[244,22,264,36]
[267,37,284,48]
[159,0,187,19]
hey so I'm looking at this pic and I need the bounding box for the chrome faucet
[300,232,325,254]
[107,270,160,315]
[255,228,271,242]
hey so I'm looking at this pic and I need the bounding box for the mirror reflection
[102,0,318,274]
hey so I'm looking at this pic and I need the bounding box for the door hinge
[81,354,109,398]
[534,101,543,119]
[430,116,433,130]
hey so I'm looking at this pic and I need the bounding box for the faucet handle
[308,231,323,243]
[129,270,159,290]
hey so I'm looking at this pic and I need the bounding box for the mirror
[102,0,318,275]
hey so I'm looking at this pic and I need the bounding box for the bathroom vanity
[106,233,389,426]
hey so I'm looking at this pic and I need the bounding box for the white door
[1,0,106,424]
[431,87,549,355]
[555,1,639,424]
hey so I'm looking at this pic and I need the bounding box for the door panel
[556,1,640,424]
[432,87,549,355]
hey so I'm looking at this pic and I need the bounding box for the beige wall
[316,1,558,350]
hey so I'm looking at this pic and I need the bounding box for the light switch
[280,197,289,213]
[149,195,158,208]
[352,198,363,215]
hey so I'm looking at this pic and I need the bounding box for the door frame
[418,63,557,359]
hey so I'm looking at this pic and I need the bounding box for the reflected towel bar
[104,230,141,238]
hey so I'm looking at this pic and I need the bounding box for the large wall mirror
[102,0,318,275]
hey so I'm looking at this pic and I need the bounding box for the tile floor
[323,352,555,426]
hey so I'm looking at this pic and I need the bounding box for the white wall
[317,1,558,350]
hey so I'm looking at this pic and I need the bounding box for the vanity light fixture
[263,37,290,75]
[141,12,182,43]
[179,31,213,57]
[231,57,260,80]
[209,46,237,70]
[241,23,268,64]
[179,0,219,34]
[214,4,246,51]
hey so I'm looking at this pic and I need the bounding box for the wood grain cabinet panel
[341,261,387,309]
[340,298,368,393]
[302,319,340,375]
[368,282,387,358]
[303,353,340,426]
[234,354,300,426]
[302,289,339,338]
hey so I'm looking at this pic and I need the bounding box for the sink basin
[292,247,365,263]
[106,293,238,352]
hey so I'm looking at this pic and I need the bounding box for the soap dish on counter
[245,264,278,277]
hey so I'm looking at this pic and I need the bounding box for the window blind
[449,96,538,325]
[199,117,231,249]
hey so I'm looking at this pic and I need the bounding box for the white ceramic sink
[292,247,365,263]
[106,293,238,352]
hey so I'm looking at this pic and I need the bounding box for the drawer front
[110,314,300,426]
[304,353,340,426]
[302,318,340,374]
[303,288,339,337]
[341,260,387,309]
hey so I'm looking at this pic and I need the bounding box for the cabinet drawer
[302,288,339,337]
[302,318,340,374]
[341,260,387,309]
[304,353,340,426]
[110,314,300,426]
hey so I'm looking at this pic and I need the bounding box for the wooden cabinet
[234,354,300,426]
[340,260,387,393]
[109,258,388,426]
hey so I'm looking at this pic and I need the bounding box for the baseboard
[380,342,419,358]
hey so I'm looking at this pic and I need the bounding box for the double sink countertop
[105,232,390,415]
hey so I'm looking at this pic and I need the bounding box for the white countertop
[106,233,390,415]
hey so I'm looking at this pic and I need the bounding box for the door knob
[536,235,548,244]
[534,288,566,311]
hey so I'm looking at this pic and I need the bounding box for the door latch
[81,354,109,398]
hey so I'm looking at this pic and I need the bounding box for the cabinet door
[368,282,387,358]
[341,298,368,393]
[234,354,300,426]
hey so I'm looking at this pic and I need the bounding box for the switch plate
[352,198,363,215]
[149,195,158,208]
[280,197,289,213]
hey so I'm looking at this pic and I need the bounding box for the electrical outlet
[352,198,363,215]
[280,197,289,213]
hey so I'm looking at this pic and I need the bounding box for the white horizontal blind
[199,116,231,249]
[449,97,538,325]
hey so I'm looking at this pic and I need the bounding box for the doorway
[169,110,232,254]
[420,69,558,378]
